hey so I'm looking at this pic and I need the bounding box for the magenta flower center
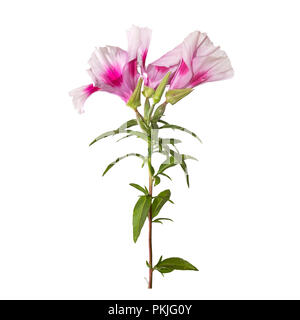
[84,84,99,95]
[102,65,123,87]
[190,70,209,87]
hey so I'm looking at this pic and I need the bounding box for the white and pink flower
[70,26,151,113]
[70,27,233,113]
[145,31,233,90]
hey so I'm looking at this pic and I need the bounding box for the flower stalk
[147,132,154,288]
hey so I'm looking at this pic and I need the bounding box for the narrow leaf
[129,183,148,195]
[89,119,138,146]
[153,218,174,224]
[160,172,172,181]
[133,195,152,242]
[102,153,145,176]
[158,122,202,143]
[180,158,190,187]
[152,190,171,218]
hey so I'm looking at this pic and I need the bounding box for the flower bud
[152,102,167,121]
[152,72,171,105]
[127,78,143,110]
[136,111,149,133]
[142,86,154,98]
[165,88,193,105]
[144,98,151,120]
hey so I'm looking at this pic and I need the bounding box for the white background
[0,0,299,299]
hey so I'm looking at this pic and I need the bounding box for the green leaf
[153,218,174,224]
[133,195,152,242]
[157,148,197,187]
[155,257,198,274]
[121,130,147,141]
[158,122,202,143]
[149,164,155,176]
[168,149,198,162]
[154,176,161,186]
[180,158,190,187]
[129,183,148,195]
[102,153,145,176]
[152,189,171,218]
[157,156,177,175]
[160,172,172,181]
[115,134,132,142]
[89,119,138,146]
[157,138,181,153]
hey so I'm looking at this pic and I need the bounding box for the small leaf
[153,218,174,224]
[158,122,202,143]
[123,130,147,141]
[157,156,177,175]
[133,195,152,242]
[158,147,197,187]
[180,158,190,187]
[116,134,132,142]
[102,153,145,176]
[89,119,138,146]
[154,176,161,186]
[152,190,171,218]
[155,257,198,274]
[160,172,172,181]
[149,164,155,176]
[129,183,148,195]
[153,219,163,224]
[146,260,152,269]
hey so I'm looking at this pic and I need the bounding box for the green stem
[147,134,153,289]
[134,108,154,288]
[148,103,156,123]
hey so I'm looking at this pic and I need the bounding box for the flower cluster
[70,26,233,113]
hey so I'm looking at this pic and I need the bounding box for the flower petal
[88,46,127,88]
[69,84,100,113]
[145,32,199,89]
[145,43,182,89]
[170,31,200,89]
[189,34,234,86]
[127,25,151,70]
[88,46,135,102]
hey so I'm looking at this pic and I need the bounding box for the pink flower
[145,31,233,90]
[127,25,151,74]
[69,84,100,114]
[70,26,151,113]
